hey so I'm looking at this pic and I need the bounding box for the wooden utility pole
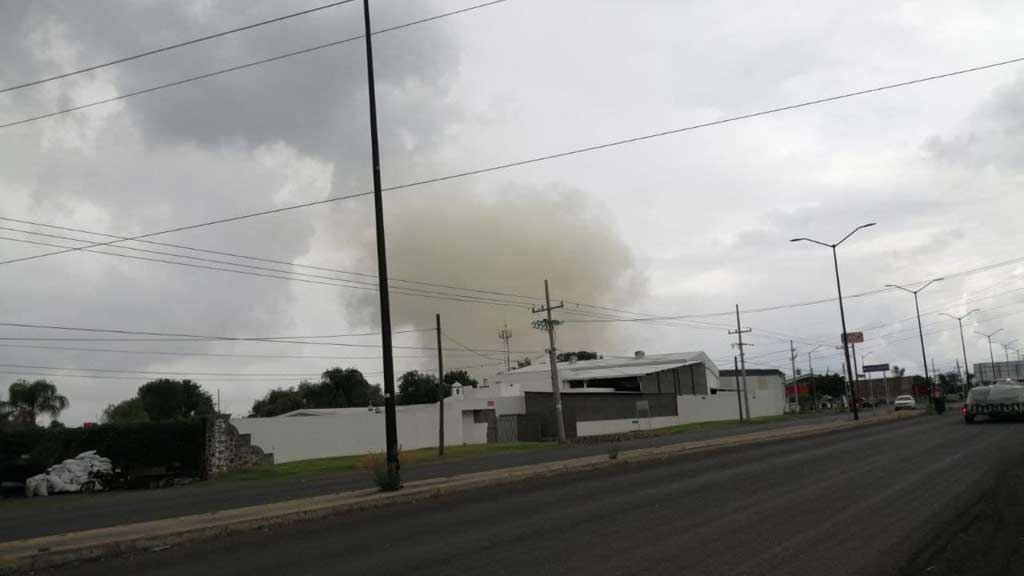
[729,305,752,420]
[789,340,799,411]
[734,356,744,421]
[436,313,444,457]
[362,0,399,487]
[532,280,566,442]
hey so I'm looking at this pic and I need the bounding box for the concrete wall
[576,416,680,437]
[720,374,787,417]
[573,388,786,439]
[233,399,489,464]
[525,392,678,438]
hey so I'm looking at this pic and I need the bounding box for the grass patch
[216,442,559,483]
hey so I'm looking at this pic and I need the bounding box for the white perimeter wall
[575,390,785,438]
[233,400,488,464]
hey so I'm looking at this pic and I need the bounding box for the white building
[234,351,789,463]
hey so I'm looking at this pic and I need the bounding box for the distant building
[974,361,1024,384]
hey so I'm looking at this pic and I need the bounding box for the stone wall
[205,415,272,477]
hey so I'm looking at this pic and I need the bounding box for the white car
[893,395,917,411]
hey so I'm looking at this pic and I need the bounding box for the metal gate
[497,415,518,443]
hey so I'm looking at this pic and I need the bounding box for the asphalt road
[40,413,1024,576]
[0,410,864,542]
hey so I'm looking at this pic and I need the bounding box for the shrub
[356,451,402,492]
[0,419,206,483]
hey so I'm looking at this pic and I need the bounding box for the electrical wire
[0,217,544,304]
[0,1,357,94]
[0,342,434,360]
[0,235,535,309]
[2,53,1022,268]
[0,0,509,130]
[0,321,541,353]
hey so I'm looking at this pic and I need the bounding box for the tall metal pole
[957,318,970,391]
[362,0,399,487]
[914,293,932,396]
[851,340,860,403]
[533,280,566,442]
[436,313,444,457]
[731,305,752,421]
[734,356,744,421]
[791,224,874,420]
[832,246,859,420]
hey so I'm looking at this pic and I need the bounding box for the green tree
[102,397,149,423]
[138,379,214,421]
[1,379,69,426]
[249,387,306,417]
[807,373,847,398]
[248,368,384,417]
[398,370,447,405]
[443,369,479,389]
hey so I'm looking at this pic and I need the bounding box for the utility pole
[955,358,962,394]
[883,369,890,408]
[807,345,822,411]
[436,313,444,457]
[789,340,799,411]
[532,280,566,442]
[734,356,744,421]
[216,389,221,414]
[498,324,512,372]
[730,305,752,420]
[362,0,399,488]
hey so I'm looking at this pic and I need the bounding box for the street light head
[790,238,803,243]
[861,223,877,229]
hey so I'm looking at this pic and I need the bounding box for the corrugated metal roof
[564,360,699,381]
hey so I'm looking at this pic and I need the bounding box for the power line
[0,0,509,130]
[0,218,543,304]
[0,321,540,353]
[0,1,357,94]
[0,342,434,360]
[442,332,504,363]
[0,234,534,309]
[0,363,325,377]
[3,53,1020,275]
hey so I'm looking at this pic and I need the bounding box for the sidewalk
[0,409,918,574]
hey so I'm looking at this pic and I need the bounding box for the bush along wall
[0,418,206,483]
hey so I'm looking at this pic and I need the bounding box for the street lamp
[974,328,1004,384]
[885,278,943,406]
[999,339,1019,364]
[940,309,980,392]
[791,222,876,420]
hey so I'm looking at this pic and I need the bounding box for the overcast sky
[2,0,1023,424]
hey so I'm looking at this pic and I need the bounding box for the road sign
[864,363,890,373]
[842,332,864,344]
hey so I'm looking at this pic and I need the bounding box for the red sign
[487,400,495,407]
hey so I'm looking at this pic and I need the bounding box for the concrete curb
[0,411,921,574]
